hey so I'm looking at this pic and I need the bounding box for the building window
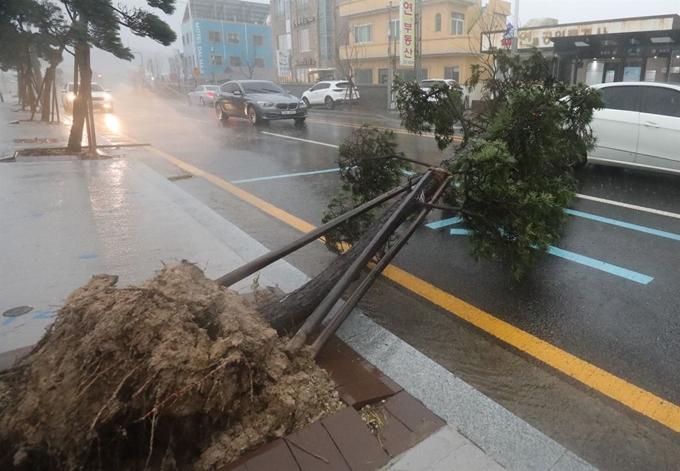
[228,32,240,44]
[230,56,242,67]
[435,13,442,32]
[450,13,464,35]
[444,66,460,82]
[208,31,221,43]
[298,0,309,7]
[355,69,373,84]
[253,35,264,47]
[254,57,265,68]
[354,24,372,44]
[211,55,223,66]
[298,28,310,52]
[277,0,286,15]
[388,19,400,40]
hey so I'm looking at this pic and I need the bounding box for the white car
[301,80,360,110]
[587,82,680,175]
[61,82,113,113]
[420,79,470,109]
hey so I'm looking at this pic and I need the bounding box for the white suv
[301,81,360,110]
[588,82,680,175]
[420,79,470,109]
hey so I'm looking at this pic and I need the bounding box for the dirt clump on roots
[0,262,343,471]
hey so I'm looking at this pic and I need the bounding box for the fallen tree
[0,262,342,471]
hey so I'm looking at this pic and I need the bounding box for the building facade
[180,0,274,82]
[482,15,680,86]
[270,0,338,83]
[337,0,510,85]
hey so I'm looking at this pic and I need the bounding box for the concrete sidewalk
[0,101,597,471]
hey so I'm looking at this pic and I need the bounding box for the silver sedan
[188,85,220,106]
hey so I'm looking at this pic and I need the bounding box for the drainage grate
[2,306,33,317]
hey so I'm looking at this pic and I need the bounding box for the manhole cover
[2,306,33,317]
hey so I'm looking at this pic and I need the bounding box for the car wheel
[248,105,260,126]
[324,96,335,110]
[302,97,310,108]
[294,117,306,125]
[574,154,588,170]
[216,104,229,122]
[199,97,205,106]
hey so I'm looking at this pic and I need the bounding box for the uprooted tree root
[0,262,343,470]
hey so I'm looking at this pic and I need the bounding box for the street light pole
[511,0,520,55]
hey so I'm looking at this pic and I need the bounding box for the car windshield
[205,86,219,91]
[242,81,285,94]
[421,80,445,88]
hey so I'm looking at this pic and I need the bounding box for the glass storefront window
[644,55,669,82]
[669,50,680,83]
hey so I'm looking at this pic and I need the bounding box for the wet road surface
[89,88,680,470]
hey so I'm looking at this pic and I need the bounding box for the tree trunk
[40,66,55,122]
[67,41,94,153]
[258,176,440,333]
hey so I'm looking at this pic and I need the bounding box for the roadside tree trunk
[67,41,94,153]
[258,177,440,333]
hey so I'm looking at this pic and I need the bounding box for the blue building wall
[181,19,273,79]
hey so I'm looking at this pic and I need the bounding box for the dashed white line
[575,193,680,220]
[260,131,340,148]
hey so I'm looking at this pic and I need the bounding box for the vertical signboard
[400,1,414,67]
[195,21,204,75]
[277,50,290,77]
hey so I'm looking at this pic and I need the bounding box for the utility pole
[414,0,422,82]
[387,1,393,110]
[511,0,519,55]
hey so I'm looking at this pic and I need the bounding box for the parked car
[419,79,470,109]
[301,80,360,110]
[61,82,113,113]
[586,82,680,175]
[215,80,307,126]
[188,85,220,106]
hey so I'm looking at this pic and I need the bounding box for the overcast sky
[118,0,680,56]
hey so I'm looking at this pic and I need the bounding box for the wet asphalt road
[94,88,680,470]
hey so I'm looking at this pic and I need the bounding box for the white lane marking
[575,193,680,220]
[183,117,210,123]
[261,131,339,148]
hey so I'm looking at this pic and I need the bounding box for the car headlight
[104,93,112,101]
[257,101,274,107]
[68,93,75,100]
[299,100,307,108]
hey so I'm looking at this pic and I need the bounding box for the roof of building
[182,0,270,25]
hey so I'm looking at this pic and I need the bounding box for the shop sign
[295,57,317,66]
[482,17,676,52]
[400,0,414,67]
[293,17,315,28]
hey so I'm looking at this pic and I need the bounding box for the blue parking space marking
[426,217,463,229]
[566,209,680,242]
[78,254,99,260]
[32,310,54,319]
[546,247,653,284]
[231,168,340,184]
[445,228,653,284]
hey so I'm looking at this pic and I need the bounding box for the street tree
[0,0,50,112]
[239,47,261,80]
[333,8,365,108]
[61,0,177,153]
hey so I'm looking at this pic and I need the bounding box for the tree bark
[67,40,93,153]
[258,176,441,333]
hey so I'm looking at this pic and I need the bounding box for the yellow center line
[131,134,679,433]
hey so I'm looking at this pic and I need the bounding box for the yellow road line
[140,139,679,433]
